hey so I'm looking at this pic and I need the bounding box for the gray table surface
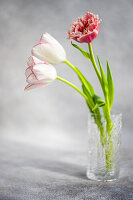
[0,134,133,200]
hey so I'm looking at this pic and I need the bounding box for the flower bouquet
[24,12,122,181]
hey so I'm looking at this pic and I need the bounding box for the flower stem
[64,59,82,80]
[56,76,92,109]
[64,60,77,72]
[88,44,111,121]
[64,59,88,81]
[88,43,102,86]
[88,43,114,171]
[88,43,111,120]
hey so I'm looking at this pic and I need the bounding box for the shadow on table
[28,157,87,180]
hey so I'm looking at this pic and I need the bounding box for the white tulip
[31,33,66,65]
[24,62,57,91]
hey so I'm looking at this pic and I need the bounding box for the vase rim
[88,112,122,118]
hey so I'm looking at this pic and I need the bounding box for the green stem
[64,60,77,73]
[88,43,114,171]
[64,59,83,80]
[88,43,102,86]
[88,43,111,122]
[56,76,93,109]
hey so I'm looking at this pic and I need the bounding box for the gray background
[0,0,133,199]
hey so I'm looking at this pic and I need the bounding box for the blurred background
[0,0,133,151]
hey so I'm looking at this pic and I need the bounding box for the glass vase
[86,113,122,181]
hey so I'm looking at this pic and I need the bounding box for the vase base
[86,171,119,182]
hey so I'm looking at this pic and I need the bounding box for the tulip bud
[24,62,57,91]
[31,33,66,65]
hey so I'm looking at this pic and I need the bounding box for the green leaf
[82,84,94,111]
[75,67,95,96]
[92,94,106,111]
[97,56,108,96]
[71,42,91,61]
[92,104,102,111]
[75,67,104,112]
[107,61,114,108]
[93,94,106,105]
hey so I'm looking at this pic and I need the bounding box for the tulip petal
[32,42,66,65]
[24,82,47,91]
[24,63,57,90]
[40,32,59,46]
[32,33,66,65]
[33,63,57,82]
[25,66,39,83]
[78,28,99,43]
[27,56,46,66]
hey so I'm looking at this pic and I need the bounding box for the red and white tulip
[67,12,101,43]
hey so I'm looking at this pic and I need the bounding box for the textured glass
[86,113,122,181]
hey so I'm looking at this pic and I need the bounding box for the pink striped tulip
[24,62,57,91]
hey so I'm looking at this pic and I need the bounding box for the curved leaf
[71,42,91,61]
[93,94,106,105]
[107,61,114,108]
[82,84,95,108]
[75,67,95,96]
[92,94,106,111]
[97,56,108,97]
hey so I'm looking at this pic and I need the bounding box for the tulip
[67,12,101,43]
[31,33,66,65]
[24,62,57,91]
[27,56,46,66]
